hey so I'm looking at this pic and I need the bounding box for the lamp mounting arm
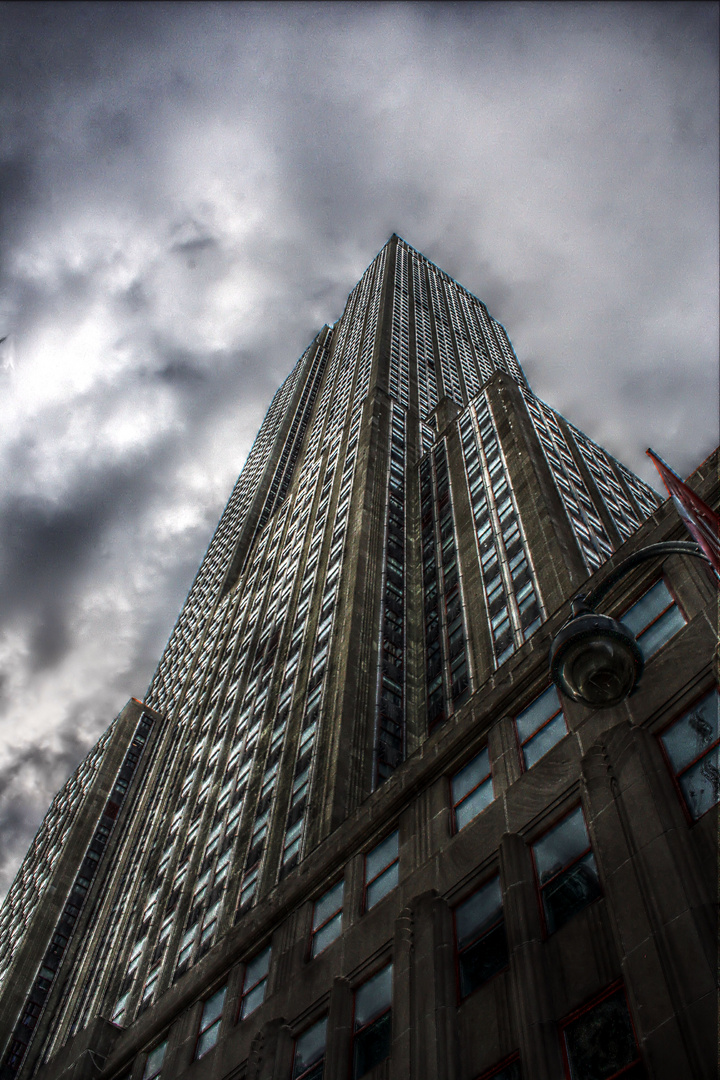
[581,541,705,611]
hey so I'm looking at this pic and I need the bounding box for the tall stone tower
[2,237,715,1080]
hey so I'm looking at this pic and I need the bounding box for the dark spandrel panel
[564,990,640,1080]
[458,921,508,997]
[661,691,719,774]
[543,851,601,934]
[533,806,589,885]
[678,748,720,820]
[353,1011,392,1078]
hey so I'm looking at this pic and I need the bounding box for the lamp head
[550,608,644,707]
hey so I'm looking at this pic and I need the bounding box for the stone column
[393,891,459,1080]
[499,832,562,1080]
[324,976,352,1080]
[581,721,716,1080]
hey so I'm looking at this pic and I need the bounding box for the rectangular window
[352,964,393,1079]
[311,880,344,957]
[660,689,719,820]
[240,944,271,1019]
[364,831,399,910]
[454,876,508,998]
[176,925,197,968]
[561,985,643,1079]
[515,686,567,770]
[477,1056,521,1080]
[621,578,685,659]
[292,1015,327,1080]
[195,985,227,1059]
[142,1041,167,1080]
[451,747,494,830]
[532,805,601,934]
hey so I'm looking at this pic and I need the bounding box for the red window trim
[529,802,597,937]
[474,1051,521,1080]
[291,1015,328,1080]
[362,832,399,913]
[308,879,344,959]
[559,981,642,1080]
[350,967,393,1077]
[449,749,493,836]
[657,685,720,825]
[235,950,270,1022]
[514,687,566,773]
[619,574,686,640]
[193,985,226,1060]
[451,875,508,1004]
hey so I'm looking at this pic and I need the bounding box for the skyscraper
[1,236,716,1080]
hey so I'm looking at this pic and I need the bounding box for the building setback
[0,235,717,1080]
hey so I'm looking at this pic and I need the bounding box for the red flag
[647,448,720,579]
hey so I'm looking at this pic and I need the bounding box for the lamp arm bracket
[582,541,705,611]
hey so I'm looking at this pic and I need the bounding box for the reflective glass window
[353,964,393,1079]
[293,1016,327,1080]
[515,686,567,769]
[311,879,344,957]
[240,944,271,1018]
[195,985,226,1059]
[364,831,399,910]
[451,747,494,831]
[532,806,601,934]
[621,579,685,659]
[660,690,720,820]
[562,987,643,1080]
[454,876,507,998]
[142,1041,167,1080]
[477,1057,522,1080]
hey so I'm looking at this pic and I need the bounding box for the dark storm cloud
[0,0,716,898]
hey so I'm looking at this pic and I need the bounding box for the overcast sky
[0,1,717,900]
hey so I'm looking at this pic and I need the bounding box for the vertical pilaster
[324,977,352,1080]
[499,832,563,1080]
[581,722,717,1080]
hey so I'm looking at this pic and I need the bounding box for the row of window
[141,955,644,1080]
[375,404,407,785]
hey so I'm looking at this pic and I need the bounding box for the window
[621,578,685,659]
[195,985,226,1059]
[476,1056,521,1080]
[311,879,344,957]
[176,925,197,968]
[561,985,643,1079]
[532,806,601,934]
[292,1015,327,1080]
[454,876,508,998]
[352,964,392,1078]
[364,831,399,910]
[452,747,494,831]
[515,686,567,770]
[110,991,130,1024]
[240,944,270,1018]
[142,1040,167,1080]
[660,689,719,820]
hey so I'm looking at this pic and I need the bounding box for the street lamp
[550,541,708,707]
